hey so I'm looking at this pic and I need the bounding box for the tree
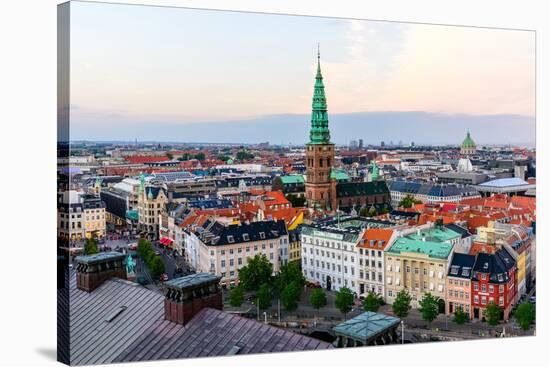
[419,293,440,325]
[166,153,173,160]
[229,286,245,307]
[275,262,305,293]
[362,291,384,312]
[485,302,502,326]
[514,302,535,330]
[149,255,165,279]
[310,288,327,316]
[256,283,272,310]
[392,289,412,318]
[368,207,378,217]
[399,195,421,209]
[84,238,99,255]
[217,154,230,162]
[281,281,301,311]
[359,207,369,217]
[194,152,205,161]
[238,255,273,291]
[453,307,468,325]
[335,287,355,320]
[177,153,191,161]
[236,150,254,161]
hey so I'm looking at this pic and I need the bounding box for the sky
[68,1,536,145]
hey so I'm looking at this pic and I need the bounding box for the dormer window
[227,235,234,243]
[259,232,266,239]
[243,233,249,241]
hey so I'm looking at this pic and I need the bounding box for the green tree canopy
[194,152,206,161]
[335,287,355,319]
[310,288,327,314]
[485,302,502,326]
[256,283,272,310]
[166,153,173,160]
[419,293,440,325]
[229,286,245,307]
[281,281,301,311]
[275,262,305,293]
[84,238,99,255]
[362,291,384,312]
[177,153,192,161]
[392,289,412,318]
[238,255,273,291]
[514,302,535,330]
[399,195,422,209]
[453,307,468,325]
[236,150,254,161]
[149,255,165,279]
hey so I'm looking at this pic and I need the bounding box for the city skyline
[69,1,535,145]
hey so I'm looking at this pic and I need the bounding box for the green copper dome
[309,47,331,144]
[462,131,476,148]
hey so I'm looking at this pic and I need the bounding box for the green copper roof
[387,227,460,259]
[462,131,476,148]
[333,311,401,341]
[371,160,379,181]
[280,175,305,184]
[309,47,331,144]
[330,169,350,182]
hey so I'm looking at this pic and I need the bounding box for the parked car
[160,273,169,281]
[529,296,536,304]
[128,243,138,250]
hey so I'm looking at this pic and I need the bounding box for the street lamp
[263,312,267,324]
[401,320,405,344]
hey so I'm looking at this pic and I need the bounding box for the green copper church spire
[309,44,331,144]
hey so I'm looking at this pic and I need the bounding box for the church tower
[305,47,336,210]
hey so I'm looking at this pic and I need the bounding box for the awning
[159,237,174,247]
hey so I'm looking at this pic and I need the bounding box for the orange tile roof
[124,155,170,164]
[357,228,394,250]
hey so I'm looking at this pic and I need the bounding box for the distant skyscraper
[358,139,364,149]
[381,141,385,148]
[350,140,358,150]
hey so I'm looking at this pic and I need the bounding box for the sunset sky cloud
[69,1,535,142]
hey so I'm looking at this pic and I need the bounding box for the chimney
[74,252,127,292]
[164,273,222,325]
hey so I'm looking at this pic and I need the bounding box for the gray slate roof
[62,271,332,365]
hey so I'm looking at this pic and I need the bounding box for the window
[221,260,226,268]
[229,259,234,267]
[242,234,249,241]
[474,283,479,291]
[227,236,234,243]
[259,232,265,239]
[238,258,243,265]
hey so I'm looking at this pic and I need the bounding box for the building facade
[385,226,460,308]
